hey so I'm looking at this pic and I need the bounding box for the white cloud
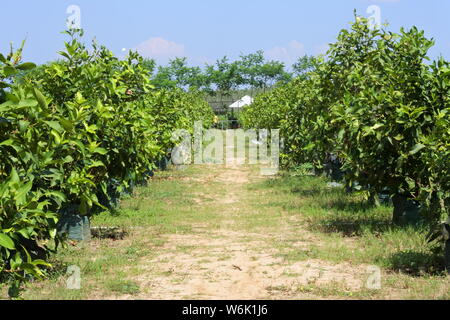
[134,37,185,62]
[265,40,306,65]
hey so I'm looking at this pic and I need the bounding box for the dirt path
[108,164,371,300]
[15,161,448,300]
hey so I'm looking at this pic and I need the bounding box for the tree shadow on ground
[307,197,392,236]
[290,186,342,197]
[322,198,380,213]
[310,216,393,237]
[315,198,432,236]
[388,249,446,276]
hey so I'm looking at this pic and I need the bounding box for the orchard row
[0,29,214,295]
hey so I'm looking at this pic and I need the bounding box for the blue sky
[1,0,449,66]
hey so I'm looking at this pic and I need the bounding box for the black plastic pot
[156,156,169,171]
[323,153,344,182]
[445,223,450,274]
[391,194,422,225]
[57,204,91,241]
[445,240,450,274]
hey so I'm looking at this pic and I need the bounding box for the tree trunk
[392,194,407,225]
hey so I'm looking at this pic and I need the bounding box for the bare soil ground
[12,163,449,300]
[105,165,372,300]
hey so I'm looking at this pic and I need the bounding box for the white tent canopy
[228,95,253,109]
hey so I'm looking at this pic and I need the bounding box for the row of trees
[143,52,318,95]
[241,15,450,266]
[0,29,214,297]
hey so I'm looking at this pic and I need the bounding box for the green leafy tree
[292,55,319,79]
[0,29,214,297]
[142,58,157,76]
[205,56,242,95]
[152,57,209,91]
[258,60,291,89]
[241,14,450,230]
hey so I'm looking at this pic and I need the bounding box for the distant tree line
[143,52,319,96]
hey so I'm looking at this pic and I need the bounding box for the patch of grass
[249,172,447,277]
[388,249,445,276]
[275,248,318,262]
[266,285,291,294]
[15,165,227,300]
[296,282,379,299]
[176,245,197,253]
[106,280,140,295]
[12,163,450,300]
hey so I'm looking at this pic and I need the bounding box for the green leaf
[58,51,71,60]
[59,118,74,131]
[5,92,19,102]
[93,147,108,155]
[88,161,105,168]
[0,233,15,250]
[18,99,38,108]
[370,123,384,130]
[79,199,89,215]
[31,259,52,267]
[46,191,66,202]
[18,120,29,133]
[15,181,33,205]
[63,155,74,163]
[50,130,62,145]
[44,121,63,133]
[0,139,14,146]
[71,140,86,155]
[9,167,20,184]
[409,143,425,155]
[75,92,86,104]
[49,228,57,239]
[17,229,31,239]
[32,88,48,110]
[15,62,36,71]
[3,66,17,77]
